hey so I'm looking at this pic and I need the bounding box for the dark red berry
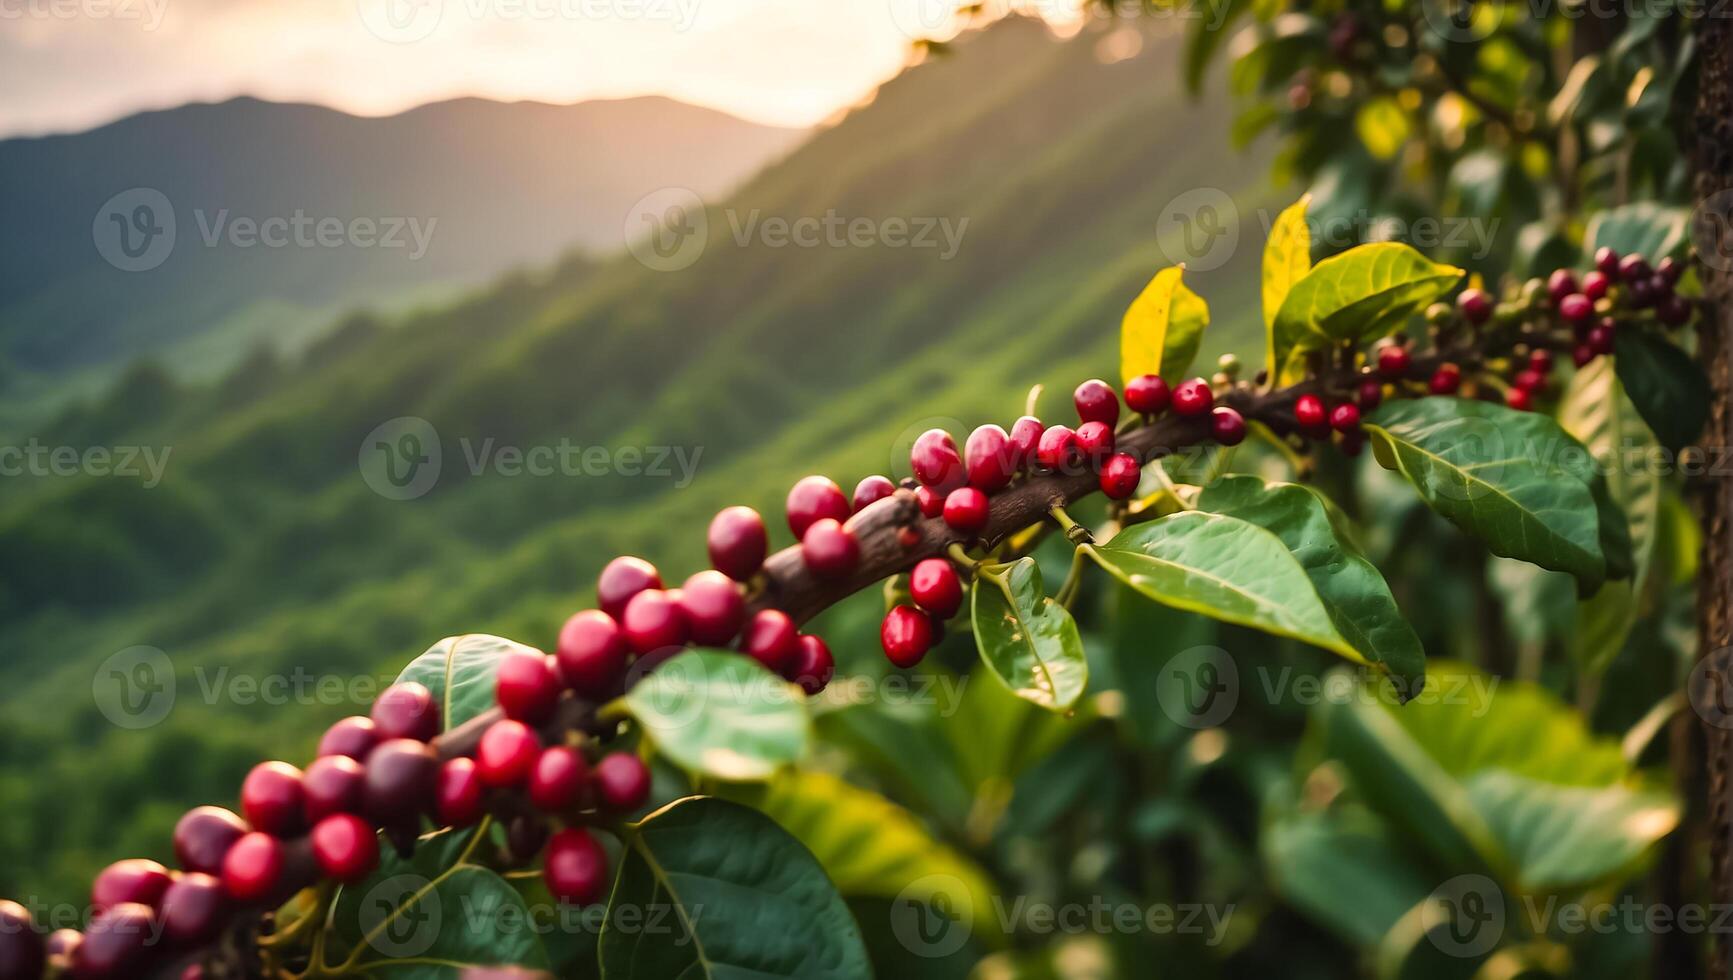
[556,610,628,699]
[909,430,965,493]
[1008,416,1043,470]
[1377,345,1412,379]
[1171,378,1214,416]
[852,476,896,512]
[45,929,79,965]
[362,739,439,826]
[303,755,366,823]
[1457,288,1492,323]
[496,652,562,724]
[1547,269,1578,303]
[964,424,1015,491]
[943,487,989,534]
[1211,407,1247,446]
[1429,365,1461,395]
[1595,247,1621,276]
[92,859,172,913]
[881,606,933,668]
[222,833,285,904]
[1294,393,1327,431]
[507,816,549,864]
[0,902,43,980]
[1528,349,1554,374]
[1035,424,1081,472]
[476,720,541,789]
[1339,430,1365,457]
[1659,295,1692,326]
[1124,374,1171,415]
[160,873,228,946]
[1619,254,1651,282]
[1657,256,1682,284]
[621,589,689,655]
[173,807,248,876]
[707,506,767,581]
[742,609,799,675]
[74,904,156,977]
[310,814,379,884]
[1073,379,1120,427]
[787,635,834,696]
[1649,273,1673,298]
[1513,369,1546,394]
[241,762,307,838]
[593,753,653,810]
[544,829,609,906]
[597,556,662,621]
[436,758,485,828]
[1559,293,1593,324]
[1505,386,1533,411]
[1628,276,1655,307]
[915,484,943,518]
[801,518,860,579]
[1100,452,1141,500]
[1329,402,1360,433]
[1573,343,1596,367]
[371,682,440,742]
[909,558,963,619]
[786,476,850,539]
[1074,420,1114,462]
[1587,323,1616,355]
[679,571,746,646]
[1582,271,1610,301]
[528,746,590,813]
[318,716,380,762]
[1356,380,1383,410]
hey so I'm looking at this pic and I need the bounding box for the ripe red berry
[1171,378,1214,416]
[1528,349,1554,374]
[597,556,662,621]
[786,476,850,539]
[1547,269,1578,303]
[801,518,860,579]
[707,506,767,581]
[318,716,380,762]
[1559,293,1593,324]
[160,873,229,945]
[1124,374,1171,415]
[1513,369,1546,394]
[303,755,366,823]
[1659,295,1692,326]
[909,558,963,619]
[363,739,439,826]
[1581,270,1610,301]
[1457,288,1492,323]
[915,484,943,518]
[1073,379,1121,427]
[74,904,156,978]
[1074,420,1114,462]
[544,829,609,906]
[311,814,379,884]
[1008,416,1044,470]
[881,606,933,668]
[1035,424,1081,472]
[741,609,799,675]
[45,929,79,964]
[787,635,835,696]
[1100,452,1141,500]
[92,859,173,913]
[1356,379,1383,410]
[556,610,628,699]
[1657,256,1682,284]
[1377,344,1412,379]
[1211,407,1247,446]
[496,652,562,724]
[372,682,440,742]
[909,430,965,493]
[476,720,541,789]
[1429,365,1462,395]
[943,487,990,534]
[679,571,746,646]
[528,746,590,813]
[436,758,485,828]
[1505,386,1533,411]
[222,833,285,904]
[1294,393,1327,431]
[173,807,248,877]
[593,754,653,810]
[1619,254,1651,282]
[1573,343,1596,367]
[1595,246,1621,276]
[621,589,689,655]
[1587,323,1616,355]
[1329,403,1360,433]
[241,762,307,838]
[0,902,43,980]
[852,476,897,512]
[964,424,1015,491]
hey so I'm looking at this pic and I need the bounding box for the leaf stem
[946,542,981,570]
[1048,504,1093,544]
[1054,547,1088,609]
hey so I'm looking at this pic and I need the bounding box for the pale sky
[0,0,1081,138]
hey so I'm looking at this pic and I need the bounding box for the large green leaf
[1464,771,1678,891]
[970,557,1088,711]
[396,634,541,733]
[1088,511,1357,661]
[601,796,872,980]
[1197,476,1424,696]
[1263,808,1434,947]
[1614,327,1710,454]
[1364,398,1608,591]
[1120,266,1210,386]
[619,650,810,781]
[1270,243,1462,381]
[1583,202,1690,261]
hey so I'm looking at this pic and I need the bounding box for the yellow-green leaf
[1262,195,1312,374]
[1121,266,1210,387]
[1355,96,1410,161]
[1271,243,1463,383]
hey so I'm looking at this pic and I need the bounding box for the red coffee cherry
[1073,379,1121,427]
[0,901,44,980]
[881,606,933,668]
[1211,407,1248,446]
[1429,366,1462,395]
[363,739,440,826]
[964,424,1015,491]
[161,873,229,946]
[371,682,440,742]
[556,610,628,699]
[1573,343,1596,367]
[1356,379,1383,411]
[741,609,799,675]
[1100,452,1141,500]
[1294,393,1327,432]
[1595,246,1621,276]
[787,635,835,696]
[45,929,80,965]
[679,571,747,646]
[1657,256,1682,284]
[1008,416,1044,470]
[1618,253,1651,282]
[1377,344,1412,379]
[1559,293,1593,324]
[1581,270,1610,301]
[318,716,381,762]
[436,758,486,828]
[303,755,366,823]
[597,556,662,621]
[1329,403,1361,433]
[1457,288,1492,324]
[507,816,549,864]
[1035,424,1081,472]
[1124,374,1171,415]
[222,833,285,905]
[92,859,173,913]
[1505,387,1533,411]
[852,476,897,512]
[310,814,379,884]
[1074,421,1114,462]
[528,746,590,814]
[73,904,156,978]
[1547,269,1578,303]
[544,829,609,907]
[1659,295,1692,326]
[1339,430,1366,457]
[1171,378,1214,416]
[621,589,689,655]
[1514,369,1546,393]
[707,506,768,581]
[943,487,989,534]
[241,762,307,838]
[1528,349,1554,374]
[1587,323,1616,355]
[909,429,966,493]
[593,753,653,811]
[915,484,944,518]
[801,519,860,579]
[496,652,562,724]
[173,807,249,877]
[786,476,850,539]
[909,558,963,619]
[476,720,542,789]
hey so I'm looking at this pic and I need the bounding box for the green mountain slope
[0,17,1278,904]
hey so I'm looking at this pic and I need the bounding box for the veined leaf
[1584,202,1690,262]
[1614,327,1710,453]
[1271,243,1462,382]
[1262,195,1312,373]
[620,649,810,781]
[396,634,541,734]
[1121,266,1210,387]
[1465,771,1678,891]
[970,557,1087,711]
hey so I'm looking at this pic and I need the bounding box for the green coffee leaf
[396,634,541,733]
[1270,242,1462,382]
[1614,327,1710,453]
[1466,771,1678,891]
[1120,266,1210,386]
[620,649,809,781]
[1262,195,1312,374]
[1584,202,1690,261]
[970,557,1088,711]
